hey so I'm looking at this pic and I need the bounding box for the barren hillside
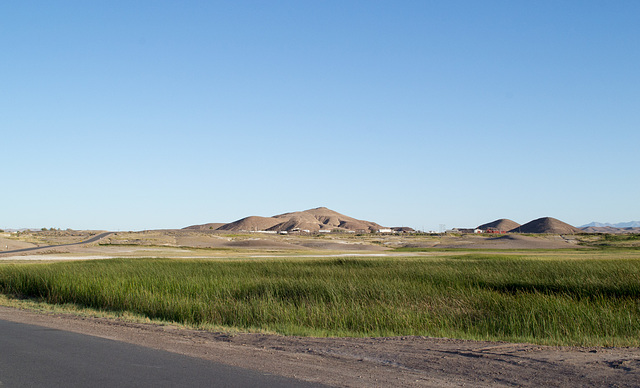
[187,207,385,233]
[183,223,227,231]
[581,226,640,234]
[477,219,521,232]
[510,217,582,234]
[216,216,283,232]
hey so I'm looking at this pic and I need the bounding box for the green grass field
[1,252,639,346]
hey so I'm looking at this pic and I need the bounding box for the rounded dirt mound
[477,219,521,232]
[511,217,582,234]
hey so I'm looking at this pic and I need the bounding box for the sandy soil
[435,234,579,249]
[1,230,587,261]
[1,306,638,387]
[0,236,38,251]
[400,234,580,250]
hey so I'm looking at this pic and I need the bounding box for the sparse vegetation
[577,233,640,248]
[603,234,640,241]
[1,253,639,346]
[4,229,94,246]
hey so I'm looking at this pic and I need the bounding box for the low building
[448,228,482,234]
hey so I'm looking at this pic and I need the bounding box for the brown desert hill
[270,207,384,232]
[216,216,284,232]
[509,217,582,234]
[392,227,415,233]
[187,207,386,233]
[580,226,621,234]
[580,226,640,234]
[183,223,227,231]
[477,219,521,232]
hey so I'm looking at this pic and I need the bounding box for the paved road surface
[0,319,327,388]
[1,232,113,255]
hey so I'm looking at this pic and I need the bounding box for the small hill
[392,227,415,233]
[580,226,640,234]
[183,223,227,231]
[581,221,640,228]
[477,219,520,232]
[580,226,620,234]
[509,217,582,234]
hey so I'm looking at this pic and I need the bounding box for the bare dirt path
[1,306,638,387]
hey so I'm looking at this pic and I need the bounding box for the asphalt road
[0,319,327,388]
[0,232,114,255]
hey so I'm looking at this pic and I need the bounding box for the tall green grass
[1,254,639,346]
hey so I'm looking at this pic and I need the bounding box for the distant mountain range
[580,221,640,228]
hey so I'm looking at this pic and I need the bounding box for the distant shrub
[603,234,640,241]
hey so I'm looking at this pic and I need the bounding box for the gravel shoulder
[1,306,638,387]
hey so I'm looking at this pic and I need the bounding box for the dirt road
[1,306,638,387]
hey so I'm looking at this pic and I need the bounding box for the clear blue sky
[2,1,638,231]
